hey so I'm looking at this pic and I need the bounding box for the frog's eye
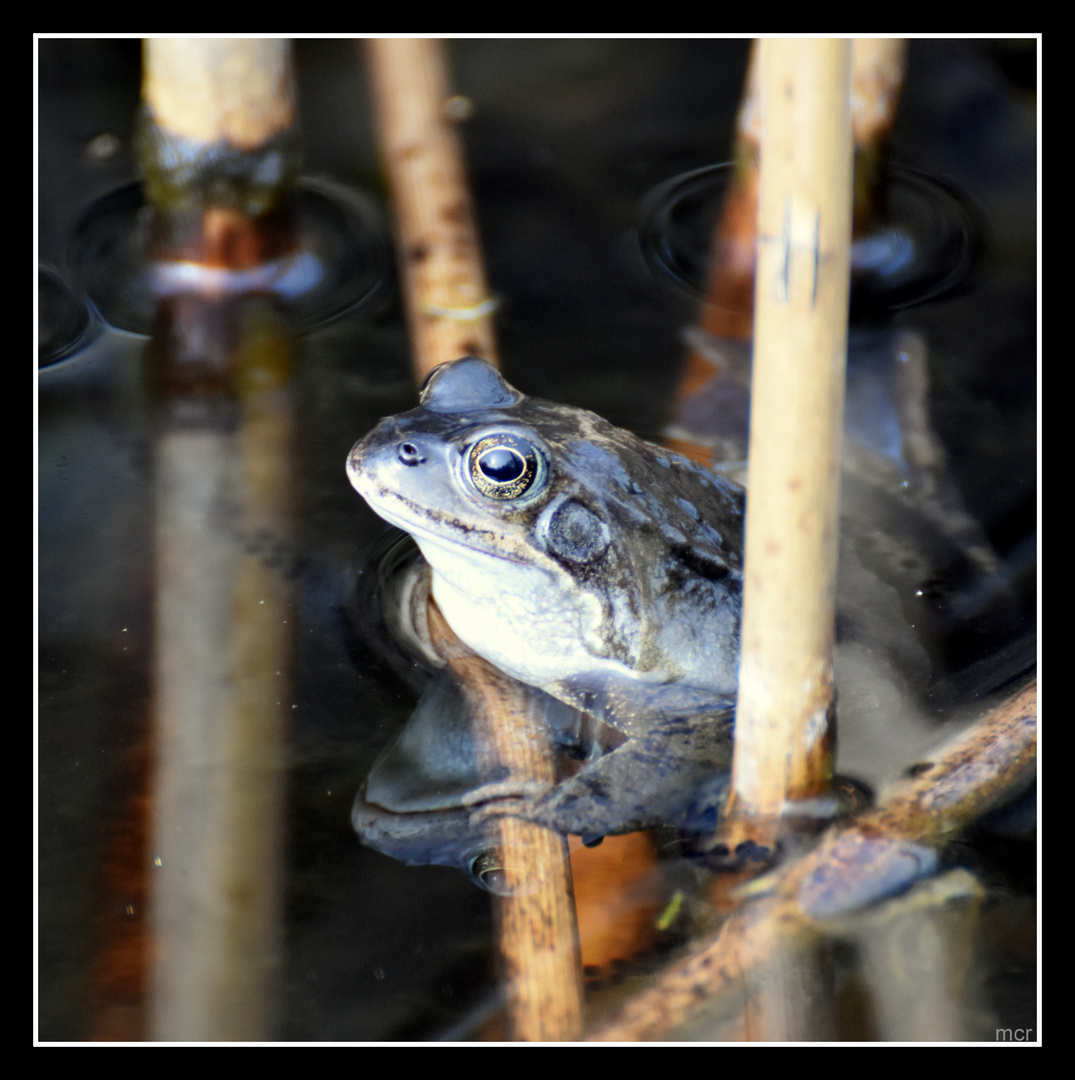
[466,432,544,501]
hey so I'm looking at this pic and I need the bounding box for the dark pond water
[38,38,1037,1041]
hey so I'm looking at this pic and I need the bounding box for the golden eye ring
[467,433,544,500]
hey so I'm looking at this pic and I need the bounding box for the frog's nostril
[398,442,426,466]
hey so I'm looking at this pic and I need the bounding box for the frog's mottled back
[347,357,744,727]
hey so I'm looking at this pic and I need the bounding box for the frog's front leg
[466,707,734,839]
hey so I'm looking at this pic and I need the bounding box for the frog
[347,355,745,847]
[346,353,1024,879]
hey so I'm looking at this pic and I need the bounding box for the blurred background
[37,38,1037,1041]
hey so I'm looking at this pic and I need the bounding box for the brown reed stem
[725,39,854,836]
[366,37,583,1041]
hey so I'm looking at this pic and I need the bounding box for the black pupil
[468,434,541,501]
[478,447,525,483]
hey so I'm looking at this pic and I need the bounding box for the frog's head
[347,357,743,700]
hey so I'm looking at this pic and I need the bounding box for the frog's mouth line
[366,489,533,568]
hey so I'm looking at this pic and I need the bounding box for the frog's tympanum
[347,358,745,868]
[346,353,1017,885]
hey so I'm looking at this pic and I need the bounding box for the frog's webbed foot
[463,770,658,837]
[465,710,734,839]
[463,774,619,837]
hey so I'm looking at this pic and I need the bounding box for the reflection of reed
[151,333,295,1040]
[366,37,583,1041]
[141,39,298,1042]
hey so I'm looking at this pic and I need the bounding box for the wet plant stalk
[366,37,583,1041]
[428,604,584,1041]
[728,39,854,825]
[366,38,498,383]
[676,39,905,410]
[143,38,295,150]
